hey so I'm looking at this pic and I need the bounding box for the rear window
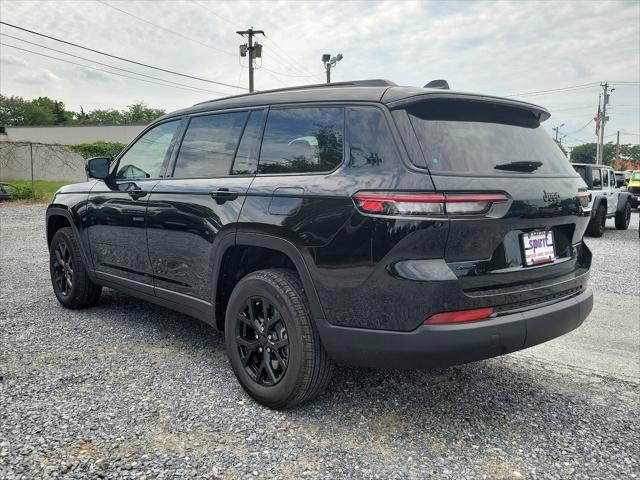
[406,99,575,175]
[574,165,588,183]
[258,107,344,174]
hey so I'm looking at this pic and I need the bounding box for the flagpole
[595,95,602,165]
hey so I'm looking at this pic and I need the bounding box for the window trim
[111,117,184,182]
[164,106,267,179]
[255,105,347,177]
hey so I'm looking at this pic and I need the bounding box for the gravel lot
[1,204,639,480]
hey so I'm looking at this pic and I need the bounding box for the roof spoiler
[424,79,450,90]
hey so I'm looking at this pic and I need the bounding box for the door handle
[210,188,239,202]
[128,189,148,200]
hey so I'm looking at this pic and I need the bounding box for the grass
[0,179,73,204]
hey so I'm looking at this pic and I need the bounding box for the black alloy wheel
[235,296,290,386]
[53,241,74,296]
[49,227,102,309]
[225,269,334,409]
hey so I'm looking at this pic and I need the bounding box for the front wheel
[225,269,333,409]
[615,201,631,230]
[49,227,102,309]
[587,204,606,237]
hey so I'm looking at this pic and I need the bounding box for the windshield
[632,172,640,181]
[407,99,575,175]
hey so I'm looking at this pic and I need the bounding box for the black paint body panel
[45,85,594,369]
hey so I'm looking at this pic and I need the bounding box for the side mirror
[86,157,111,180]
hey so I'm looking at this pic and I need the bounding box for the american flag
[594,98,602,136]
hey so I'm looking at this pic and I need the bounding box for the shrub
[11,183,38,200]
[69,141,126,160]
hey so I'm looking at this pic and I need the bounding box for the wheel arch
[212,231,326,332]
[46,206,95,276]
[592,195,607,212]
[615,192,632,213]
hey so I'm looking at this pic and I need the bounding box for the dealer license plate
[521,230,555,266]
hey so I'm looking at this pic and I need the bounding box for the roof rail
[194,79,397,106]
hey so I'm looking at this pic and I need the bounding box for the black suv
[47,80,593,408]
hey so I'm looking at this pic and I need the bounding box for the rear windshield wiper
[494,161,543,172]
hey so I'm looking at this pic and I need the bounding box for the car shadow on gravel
[94,287,616,426]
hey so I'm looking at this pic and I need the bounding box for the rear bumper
[318,287,593,369]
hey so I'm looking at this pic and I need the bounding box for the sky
[0,0,638,148]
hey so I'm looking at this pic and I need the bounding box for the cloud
[0,0,636,144]
[14,68,59,85]
[0,54,29,67]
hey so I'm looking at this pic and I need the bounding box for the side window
[609,171,617,188]
[173,112,248,178]
[232,110,266,175]
[258,107,344,174]
[592,168,602,189]
[116,120,180,179]
[348,107,399,167]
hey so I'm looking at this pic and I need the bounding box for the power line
[0,42,221,95]
[264,35,318,77]
[95,0,235,57]
[506,82,601,98]
[191,0,241,29]
[0,33,228,95]
[563,119,594,136]
[0,21,248,90]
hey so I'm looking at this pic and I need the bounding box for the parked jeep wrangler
[47,80,593,408]
[572,163,632,237]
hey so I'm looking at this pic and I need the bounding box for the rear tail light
[425,307,495,325]
[353,192,508,217]
[577,191,591,208]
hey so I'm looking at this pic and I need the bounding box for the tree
[570,142,639,166]
[122,102,165,124]
[84,109,124,125]
[0,95,165,126]
[0,95,28,125]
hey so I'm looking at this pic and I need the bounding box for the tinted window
[574,165,587,183]
[407,100,575,175]
[348,107,399,168]
[173,112,248,178]
[609,170,617,187]
[259,107,344,174]
[116,120,180,179]
[592,169,602,189]
[232,110,265,175]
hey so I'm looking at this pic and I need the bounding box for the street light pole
[322,53,343,84]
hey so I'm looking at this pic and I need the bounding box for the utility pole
[237,27,264,93]
[322,53,343,84]
[596,82,611,164]
[552,123,565,145]
[615,130,620,161]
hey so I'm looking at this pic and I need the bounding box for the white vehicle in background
[572,163,632,237]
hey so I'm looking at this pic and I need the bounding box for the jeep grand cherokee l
[46,80,593,408]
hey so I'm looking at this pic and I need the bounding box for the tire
[615,201,631,230]
[587,203,606,237]
[49,227,102,309]
[225,269,333,409]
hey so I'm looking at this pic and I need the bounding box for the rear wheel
[587,204,606,237]
[615,201,631,230]
[225,269,333,409]
[49,227,102,308]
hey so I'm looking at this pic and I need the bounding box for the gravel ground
[1,204,639,480]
